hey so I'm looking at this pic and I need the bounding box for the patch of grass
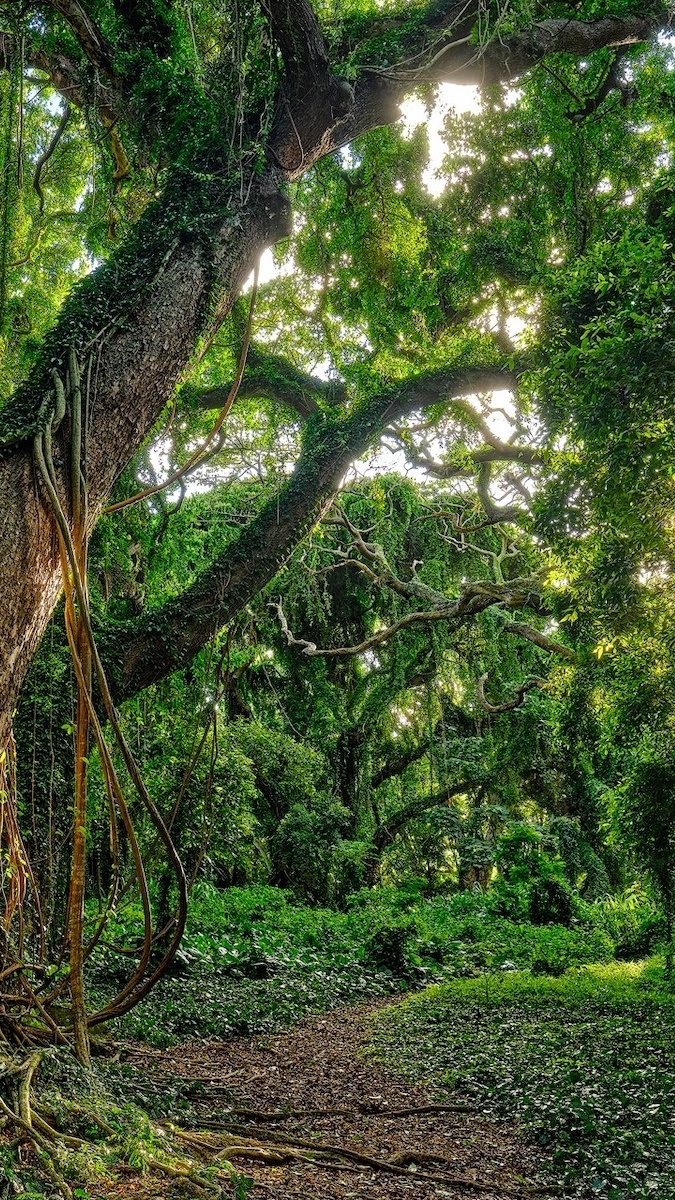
[369,960,675,1200]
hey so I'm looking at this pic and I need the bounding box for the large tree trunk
[0,177,291,743]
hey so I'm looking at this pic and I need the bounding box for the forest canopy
[1,1,675,1172]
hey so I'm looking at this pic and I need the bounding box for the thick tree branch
[371,704,474,790]
[476,461,522,525]
[106,367,517,699]
[502,620,579,663]
[264,0,357,172]
[188,346,348,420]
[309,6,666,172]
[262,0,331,87]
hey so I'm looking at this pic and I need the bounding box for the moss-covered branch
[106,367,516,699]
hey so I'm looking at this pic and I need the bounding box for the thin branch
[476,673,544,714]
[33,104,71,216]
[502,620,579,663]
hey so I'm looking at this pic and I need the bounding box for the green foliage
[371,962,675,1200]
[89,883,623,1046]
[363,913,419,977]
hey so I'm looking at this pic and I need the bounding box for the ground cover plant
[95,883,631,1045]
[370,962,675,1200]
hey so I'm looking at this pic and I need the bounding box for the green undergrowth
[369,961,675,1200]
[85,882,653,1046]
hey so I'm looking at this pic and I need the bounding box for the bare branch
[384,393,541,525]
[502,620,579,663]
[269,570,543,659]
[446,522,520,585]
[476,672,544,714]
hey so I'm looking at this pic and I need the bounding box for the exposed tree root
[0,1051,244,1199]
[162,1119,560,1198]
[0,1048,561,1200]
[214,1100,477,1121]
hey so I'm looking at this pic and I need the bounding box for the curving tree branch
[372,783,469,859]
[269,572,544,660]
[187,345,349,420]
[476,672,544,714]
[502,620,580,663]
[107,366,518,699]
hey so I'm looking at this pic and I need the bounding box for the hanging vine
[0,21,20,335]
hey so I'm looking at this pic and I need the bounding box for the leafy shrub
[363,915,418,976]
[328,839,372,904]
[529,875,575,926]
[272,797,351,900]
[614,909,665,960]
[593,887,665,960]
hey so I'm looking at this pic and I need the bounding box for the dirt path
[124,997,551,1200]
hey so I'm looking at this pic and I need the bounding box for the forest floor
[112,997,553,1200]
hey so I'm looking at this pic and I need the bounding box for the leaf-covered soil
[370,965,675,1200]
[112,997,553,1200]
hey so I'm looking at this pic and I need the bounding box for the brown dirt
[111,997,551,1200]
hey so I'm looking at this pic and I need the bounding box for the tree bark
[0,178,291,742]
